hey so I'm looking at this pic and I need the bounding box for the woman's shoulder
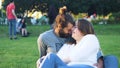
[84,34,97,40]
[81,34,99,44]
[85,34,96,37]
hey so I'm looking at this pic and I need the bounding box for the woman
[39,19,100,68]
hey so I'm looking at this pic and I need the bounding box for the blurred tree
[2,0,120,15]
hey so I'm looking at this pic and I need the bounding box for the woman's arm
[69,35,100,62]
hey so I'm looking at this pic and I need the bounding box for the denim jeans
[8,19,17,38]
[59,65,94,68]
[104,55,119,68]
[40,53,93,68]
[97,50,119,68]
[97,50,103,59]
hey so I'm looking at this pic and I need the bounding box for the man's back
[6,2,15,20]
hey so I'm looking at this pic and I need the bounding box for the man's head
[10,0,14,2]
[54,6,75,38]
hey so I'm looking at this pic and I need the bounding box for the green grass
[0,25,50,68]
[0,37,38,68]
[0,24,120,68]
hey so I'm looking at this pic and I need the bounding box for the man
[6,0,17,40]
[36,7,75,68]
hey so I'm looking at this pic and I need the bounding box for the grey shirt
[37,29,67,57]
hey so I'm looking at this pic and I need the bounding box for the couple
[37,7,103,68]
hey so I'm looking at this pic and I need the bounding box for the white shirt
[58,34,100,68]
[57,44,75,60]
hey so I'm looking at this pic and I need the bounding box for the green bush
[25,17,32,25]
[108,12,120,24]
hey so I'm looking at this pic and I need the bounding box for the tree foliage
[2,0,120,15]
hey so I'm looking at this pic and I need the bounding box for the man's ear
[58,24,61,29]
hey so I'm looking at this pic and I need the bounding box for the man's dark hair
[53,6,75,29]
[10,0,14,2]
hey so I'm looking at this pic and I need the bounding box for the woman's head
[72,19,95,41]
[76,19,95,35]
[54,6,75,38]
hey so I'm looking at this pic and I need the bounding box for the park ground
[0,24,120,68]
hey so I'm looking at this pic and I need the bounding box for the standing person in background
[48,4,58,29]
[36,6,75,68]
[6,0,17,40]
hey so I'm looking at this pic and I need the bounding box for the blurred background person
[48,4,58,29]
[6,0,18,40]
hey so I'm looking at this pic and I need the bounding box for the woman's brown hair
[76,19,95,35]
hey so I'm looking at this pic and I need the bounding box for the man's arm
[6,13,8,20]
[6,7,8,19]
[37,35,47,58]
[12,9,17,20]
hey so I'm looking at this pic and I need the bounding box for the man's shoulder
[40,29,55,39]
[42,29,53,35]
[9,3,15,8]
[10,3,15,6]
[7,3,15,9]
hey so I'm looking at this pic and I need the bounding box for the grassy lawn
[0,24,120,68]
